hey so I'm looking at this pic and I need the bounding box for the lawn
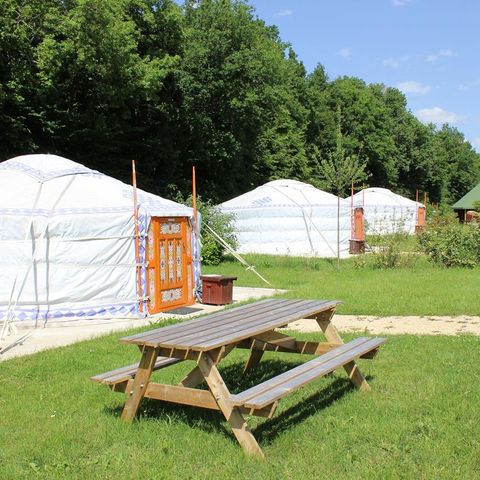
[1,328,480,479]
[203,254,480,316]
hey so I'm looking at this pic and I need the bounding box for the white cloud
[459,79,480,91]
[473,137,480,148]
[393,0,412,6]
[275,9,293,16]
[339,47,351,58]
[397,81,431,95]
[426,49,457,63]
[415,107,465,125]
[382,55,410,68]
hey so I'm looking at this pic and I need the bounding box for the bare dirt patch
[288,315,480,336]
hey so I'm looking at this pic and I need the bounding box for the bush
[417,220,480,268]
[177,194,238,266]
[368,232,413,269]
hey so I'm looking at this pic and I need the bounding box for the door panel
[146,217,193,314]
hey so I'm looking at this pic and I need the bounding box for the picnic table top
[121,298,340,351]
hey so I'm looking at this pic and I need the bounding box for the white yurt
[345,187,423,235]
[219,179,351,257]
[0,154,200,324]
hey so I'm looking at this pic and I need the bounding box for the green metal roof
[452,182,480,210]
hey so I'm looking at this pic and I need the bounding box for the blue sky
[248,0,480,151]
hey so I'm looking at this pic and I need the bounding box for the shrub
[177,194,238,266]
[417,221,480,268]
[368,232,413,269]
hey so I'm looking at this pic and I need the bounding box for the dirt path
[288,314,480,336]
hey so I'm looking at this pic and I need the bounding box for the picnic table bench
[92,299,386,457]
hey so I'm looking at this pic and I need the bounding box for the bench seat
[229,336,386,410]
[91,356,182,386]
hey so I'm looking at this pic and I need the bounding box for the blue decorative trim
[0,302,137,321]
[0,206,134,217]
[0,160,102,182]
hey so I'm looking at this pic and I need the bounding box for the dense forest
[1,0,479,204]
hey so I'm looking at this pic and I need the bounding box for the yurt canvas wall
[219,180,351,257]
[345,187,423,235]
[0,154,200,322]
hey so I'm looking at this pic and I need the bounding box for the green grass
[203,254,480,316]
[1,330,480,479]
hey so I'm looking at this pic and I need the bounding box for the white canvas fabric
[219,179,351,257]
[0,154,197,322]
[345,187,423,235]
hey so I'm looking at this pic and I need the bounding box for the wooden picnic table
[92,299,386,458]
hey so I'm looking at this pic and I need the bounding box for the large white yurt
[219,179,351,257]
[345,187,424,235]
[0,154,200,323]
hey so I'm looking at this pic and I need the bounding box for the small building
[452,182,480,222]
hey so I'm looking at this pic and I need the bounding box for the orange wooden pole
[132,160,143,313]
[416,189,419,225]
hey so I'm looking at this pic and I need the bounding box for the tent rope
[202,223,272,287]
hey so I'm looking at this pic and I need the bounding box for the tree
[318,107,368,267]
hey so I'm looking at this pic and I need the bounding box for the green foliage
[0,0,479,205]
[179,194,238,266]
[367,233,414,269]
[317,107,368,196]
[418,220,480,268]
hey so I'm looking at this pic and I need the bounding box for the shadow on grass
[105,359,366,446]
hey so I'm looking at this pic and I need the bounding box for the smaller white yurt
[0,154,200,324]
[345,187,424,235]
[219,179,351,257]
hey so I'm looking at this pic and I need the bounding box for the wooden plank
[123,299,339,350]
[134,299,307,347]
[189,303,339,351]
[230,337,385,409]
[91,357,181,385]
[111,380,278,418]
[237,338,342,355]
[120,346,158,421]
[121,299,287,344]
[197,352,264,458]
[143,382,220,410]
[231,337,370,404]
[172,300,336,349]
[253,331,297,349]
[236,338,386,409]
[140,300,334,351]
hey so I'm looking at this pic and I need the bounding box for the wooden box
[201,275,237,305]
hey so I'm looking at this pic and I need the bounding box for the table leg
[180,344,236,388]
[315,309,370,392]
[197,352,264,459]
[243,349,264,373]
[121,346,158,421]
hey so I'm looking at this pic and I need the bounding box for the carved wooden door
[146,217,194,314]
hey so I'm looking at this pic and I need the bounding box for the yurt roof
[220,179,342,210]
[0,154,192,217]
[346,187,422,208]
